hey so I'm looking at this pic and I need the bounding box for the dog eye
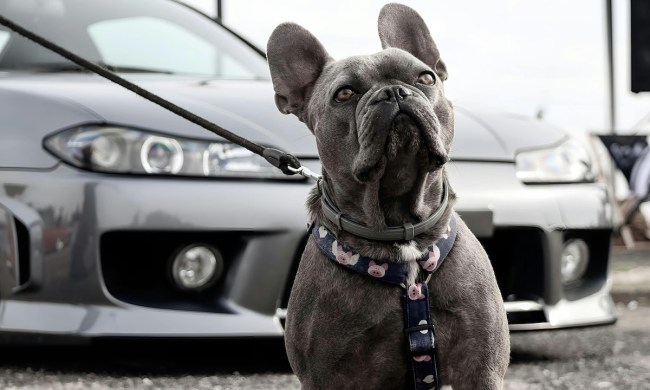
[417,72,435,85]
[334,87,355,102]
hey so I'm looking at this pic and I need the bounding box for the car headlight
[515,138,595,184]
[44,125,299,179]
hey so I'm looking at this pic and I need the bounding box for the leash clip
[287,165,322,181]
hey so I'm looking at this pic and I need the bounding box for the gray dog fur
[267,3,510,389]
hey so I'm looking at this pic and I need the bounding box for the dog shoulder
[450,212,490,263]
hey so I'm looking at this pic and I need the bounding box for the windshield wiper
[99,63,174,74]
[14,62,92,73]
[8,62,174,74]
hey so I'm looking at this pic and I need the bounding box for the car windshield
[0,0,270,79]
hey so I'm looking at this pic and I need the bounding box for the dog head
[267,3,454,240]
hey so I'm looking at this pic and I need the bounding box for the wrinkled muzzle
[352,85,449,183]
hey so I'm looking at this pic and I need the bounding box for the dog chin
[353,112,447,185]
[398,112,449,170]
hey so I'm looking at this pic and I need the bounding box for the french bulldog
[267,3,510,389]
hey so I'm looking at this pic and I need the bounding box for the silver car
[0,0,617,343]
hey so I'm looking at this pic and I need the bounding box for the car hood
[0,73,314,154]
[452,105,568,160]
[0,73,567,166]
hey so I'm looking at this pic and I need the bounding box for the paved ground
[0,307,648,390]
[610,241,650,306]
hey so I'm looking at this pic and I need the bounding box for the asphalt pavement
[610,240,650,307]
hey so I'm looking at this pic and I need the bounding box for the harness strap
[312,215,458,390]
[404,282,440,389]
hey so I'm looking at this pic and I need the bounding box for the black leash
[0,13,317,178]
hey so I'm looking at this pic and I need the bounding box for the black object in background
[631,0,650,93]
[598,134,648,182]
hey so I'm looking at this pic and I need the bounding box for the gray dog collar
[318,177,449,241]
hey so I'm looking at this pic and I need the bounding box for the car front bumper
[0,160,618,342]
[0,162,315,340]
[450,161,619,331]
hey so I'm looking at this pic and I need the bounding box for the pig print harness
[311,215,457,390]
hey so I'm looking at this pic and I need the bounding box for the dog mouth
[353,108,448,183]
[386,112,425,161]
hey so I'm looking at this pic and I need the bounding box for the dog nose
[375,86,412,103]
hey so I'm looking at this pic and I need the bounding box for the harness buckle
[404,323,435,335]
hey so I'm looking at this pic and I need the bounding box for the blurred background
[178,0,650,244]
[180,0,650,136]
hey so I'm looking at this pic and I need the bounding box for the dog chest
[284,241,411,385]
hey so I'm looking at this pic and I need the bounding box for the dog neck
[307,168,456,263]
[318,175,450,241]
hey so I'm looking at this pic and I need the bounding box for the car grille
[479,227,548,325]
[479,227,546,303]
[2,216,31,289]
[277,234,308,328]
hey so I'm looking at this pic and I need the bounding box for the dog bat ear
[377,3,448,81]
[267,22,332,121]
